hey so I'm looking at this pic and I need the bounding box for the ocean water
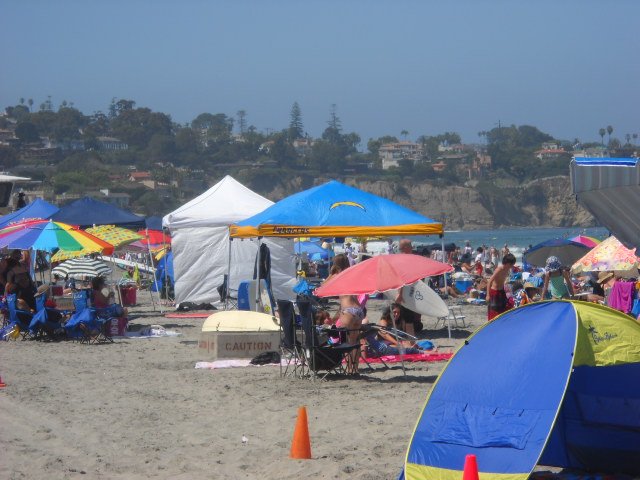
[360,226,609,262]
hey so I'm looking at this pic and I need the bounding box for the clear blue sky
[1,0,638,146]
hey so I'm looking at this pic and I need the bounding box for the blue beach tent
[402,301,640,479]
[0,198,59,229]
[52,197,145,228]
[231,180,443,238]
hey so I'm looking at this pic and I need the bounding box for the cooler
[121,286,137,306]
[108,317,128,336]
[455,279,474,293]
[237,281,251,310]
[51,285,63,296]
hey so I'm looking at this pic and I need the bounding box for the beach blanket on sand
[361,352,453,364]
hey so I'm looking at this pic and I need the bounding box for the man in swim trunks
[486,253,516,321]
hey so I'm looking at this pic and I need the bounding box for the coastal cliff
[257,175,594,230]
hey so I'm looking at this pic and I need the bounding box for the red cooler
[121,286,137,306]
[108,317,128,336]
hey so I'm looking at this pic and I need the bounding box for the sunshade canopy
[403,301,640,479]
[52,257,112,280]
[571,157,640,252]
[314,254,453,296]
[52,197,145,228]
[86,225,143,249]
[569,235,600,248]
[523,238,591,268]
[0,198,59,229]
[571,235,639,276]
[231,180,443,238]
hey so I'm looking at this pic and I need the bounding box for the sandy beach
[0,293,486,480]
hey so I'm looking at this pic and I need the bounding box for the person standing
[398,239,413,254]
[486,253,517,321]
[540,256,574,300]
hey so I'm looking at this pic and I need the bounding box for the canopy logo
[587,324,618,344]
[272,226,309,235]
[330,201,365,211]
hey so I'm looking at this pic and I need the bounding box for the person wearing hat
[541,256,574,300]
[513,281,541,307]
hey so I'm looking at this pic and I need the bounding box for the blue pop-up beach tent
[402,301,640,479]
[53,197,145,228]
[231,180,443,238]
[0,198,59,229]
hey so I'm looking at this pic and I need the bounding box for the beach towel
[361,352,453,364]
[608,281,636,314]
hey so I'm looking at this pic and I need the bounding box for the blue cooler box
[237,281,251,310]
[455,279,474,293]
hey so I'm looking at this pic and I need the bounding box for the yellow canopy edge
[230,223,444,238]
[405,463,529,480]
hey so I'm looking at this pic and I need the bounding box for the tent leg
[441,234,448,300]
[255,237,262,312]
[225,237,232,311]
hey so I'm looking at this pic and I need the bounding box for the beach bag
[250,351,281,365]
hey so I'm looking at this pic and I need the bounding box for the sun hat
[545,256,563,272]
[34,284,50,297]
[597,271,614,284]
[523,282,539,290]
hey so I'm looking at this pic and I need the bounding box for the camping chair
[64,290,110,344]
[358,324,390,370]
[4,293,35,340]
[297,300,360,380]
[277,299,302,377]
[434,305,468,330]
[217,274,238,310]
[28,292,65,341]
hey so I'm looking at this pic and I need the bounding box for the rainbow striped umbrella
[0,220,114,255]
[569,235,601,248]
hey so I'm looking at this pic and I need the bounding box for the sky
[1,0,639,147]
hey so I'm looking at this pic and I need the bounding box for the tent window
[430,401,541,449]
[577,393,640,429]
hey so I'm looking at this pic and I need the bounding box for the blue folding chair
[5,293,35,340]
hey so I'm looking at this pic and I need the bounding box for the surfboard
[383,280,449,318]
[201,310,280,332]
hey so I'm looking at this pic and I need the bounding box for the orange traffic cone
[462,454,479,480]
[0,375,5,388]
[290,406,312,459]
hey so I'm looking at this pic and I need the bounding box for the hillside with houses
[0,98,637,227]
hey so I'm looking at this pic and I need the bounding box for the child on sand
[486,253,516,321]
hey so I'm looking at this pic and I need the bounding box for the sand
[0,292,487,480]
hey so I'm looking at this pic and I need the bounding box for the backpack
[250,351,281,365]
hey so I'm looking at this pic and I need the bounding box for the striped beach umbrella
[52,257,112,280]
[86,225,142,249]
[0,220,114,255]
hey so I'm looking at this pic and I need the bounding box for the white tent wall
[164,176,297,306]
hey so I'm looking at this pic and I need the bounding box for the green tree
[633,133,638,144]
[236,110,247,136]
[27,98,33,112]
[599,128,606,145]
[111,107,172,147]
[191,113,234,149]
[367,135,398,156]
[15,121,40,143]
[288,101,304,140]
[606,125,613,144]
[0,145,18,169]
[400,130,409,140]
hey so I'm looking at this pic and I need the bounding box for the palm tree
[606,125,613,144]
[19,97,24,105]
[633,133,638,145]
[625,134,631,145]
[27,98,33,111]
[599,128,606,145]
[400,130,409,140]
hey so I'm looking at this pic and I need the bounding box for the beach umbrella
[523,238,591,268]
[51,248,103,262]
[0,219,114,255]
[52,257,112,280]
[86,225,142,249]
[314,254,453,297]
[569,235,600,248]
[571,235,639,277]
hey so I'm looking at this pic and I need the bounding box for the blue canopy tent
[231,180,443,238]
[402,301,640,479]
[52,197,145,228]
[145,216,164,231]
[294,240,333,261]
[152,251,174,298]
[0,198,59,229]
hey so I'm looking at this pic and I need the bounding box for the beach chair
[297,300,359,380]
[434,305,468,330]
[4,294,35,340]
[277,299,302,378]
[28,293,65,341]
[217,274,238,310]
[64,290,111,344]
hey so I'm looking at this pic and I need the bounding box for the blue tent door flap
[405,302,577,480]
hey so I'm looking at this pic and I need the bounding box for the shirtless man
[486,253,516,321]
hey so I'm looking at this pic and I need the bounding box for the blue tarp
[152,251,174,292]
[0,198,59,229]
[145,216,164,231]
[52,197,145,228]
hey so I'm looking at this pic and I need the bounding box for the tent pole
[225,235,232,311]
[162,228,170,305]
[255,237,262,312]
[145,228,163,313]
[441,233,451,340]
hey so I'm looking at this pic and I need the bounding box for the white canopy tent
[163,176,297,306]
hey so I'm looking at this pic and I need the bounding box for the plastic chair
[4,294,35,340]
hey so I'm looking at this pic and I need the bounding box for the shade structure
[569,235,600,248]
[136,229,171,246]
[523,238,590,268]
[52,196,145,228]
[294,240,333,260]
[0,198,58,229]
[0,220,114,255]
[52,257,112,280]
[571,157,640,252]
[403,301,640,479]
[314,254,453,297]
[51,248,103,262]
[231,180,443,238]
[571,235,639,276]
[86,225,142,249]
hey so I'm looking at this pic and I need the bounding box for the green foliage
[15,122,40,143]
[0,146,18,169]
[288,102,304,140]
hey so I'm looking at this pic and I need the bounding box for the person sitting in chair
[363,306,424,356]
[91,277,128,319]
